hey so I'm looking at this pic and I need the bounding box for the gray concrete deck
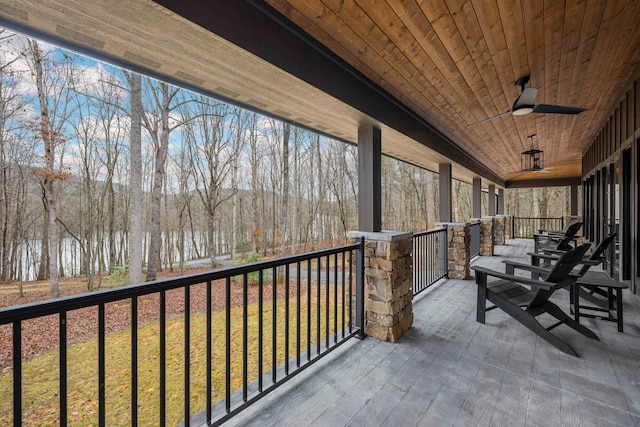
[228,239,640,426]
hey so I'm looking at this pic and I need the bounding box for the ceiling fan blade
[532,104,586,114]
[467,110,512,127]
[513,87,538,108]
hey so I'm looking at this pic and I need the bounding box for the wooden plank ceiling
[1,1,640,186]
[265,0,640,183]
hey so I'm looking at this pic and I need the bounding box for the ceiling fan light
[512,106,534,116]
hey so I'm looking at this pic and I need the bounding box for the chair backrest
[544,243,591,283]
[528,244,592,310]
[561,218,579,234]
[556,221,583,250]
[575,233,617,277]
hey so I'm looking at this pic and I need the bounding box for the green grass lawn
[0,287,348,426]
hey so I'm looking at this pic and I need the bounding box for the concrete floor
[225,239,640,426]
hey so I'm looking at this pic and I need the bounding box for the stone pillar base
[502,215,513,240]
[347,231,413,342]
[494,215,506,245]
[474,217,495,256]
[437,222,470,280]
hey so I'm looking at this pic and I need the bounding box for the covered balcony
[229,239,640,426]
[1,1,639,425]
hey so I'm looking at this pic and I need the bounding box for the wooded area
[0,30,573,296]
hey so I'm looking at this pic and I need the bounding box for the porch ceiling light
[521,134,544,172]
[512,105,534,115]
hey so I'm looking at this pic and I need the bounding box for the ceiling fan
[469,76,586,127]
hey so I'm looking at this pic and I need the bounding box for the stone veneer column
[436,222,470,280]
[478,217,495,256]
[347,231,413,342]
[493,215,506,245]
[502,215,512,240]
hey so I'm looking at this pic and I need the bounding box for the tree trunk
[250,116,259,253]
[279,123,290,258]
[30,39,60,298]
[37,209,49,280]
[127,72,143,285]
[146,82,170,282]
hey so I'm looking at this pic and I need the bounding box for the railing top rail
[413,228,447,238]
[513,217,563,220]
[0,241,361,324]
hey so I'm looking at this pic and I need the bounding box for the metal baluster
[341,252,345,339]
[184,285,191,427]
[131,298,138,426]
[98,303,105,427]
[13,321,21,427]
[333,253,338,344]
[206,280,212,423]
[285,264,290,376]
[59,312,67,427]
[271,266,276,384]
[243,274,248,402]
[159,292,166,426]
[296,261,301,368]
[225,277,231,413]
[258,270,263,392]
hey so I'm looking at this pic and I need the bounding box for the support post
[488,184,496,216]
[439,164,452,222]
[358,126,382,232]
[570,185,579,216]
[497,189,505,215]
[473,177,482,218]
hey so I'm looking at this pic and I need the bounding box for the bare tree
[248,113,260,253]
[125,71,143,284]
[0,31,31,281]
[269,120,291,258]
[182,98,237,266]
[26,39,74,297]
[141,79,185,281]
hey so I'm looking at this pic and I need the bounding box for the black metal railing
[511,217,564,239]
[0,239,365,427]
[412,228,448,295]
[469,222,481,258]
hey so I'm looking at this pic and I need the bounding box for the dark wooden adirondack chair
[538,218,580,238]
[472,243,598,357]
[512,233,627,332]
[533,221,583,253]
[527,233,617,277]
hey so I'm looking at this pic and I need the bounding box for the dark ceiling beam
[505,177,582,188]
[152,0,505,187]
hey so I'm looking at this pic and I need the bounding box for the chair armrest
[502,260,550,274]
[580,259,602,266]
[526,252,560,261]
[540,248,568,255]
[547,230,564,237]
[526,252,602,265]
[471,266,554,290]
